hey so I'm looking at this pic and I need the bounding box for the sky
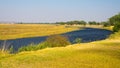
[0,0,120,23]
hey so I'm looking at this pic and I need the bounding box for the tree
[45,35,71,47]
[101,22,110,27]
[96,22,101,25]
[109,13,120,32]
[113,21,120,32]
[59,22,66,25]
[109,13,120,26]
[88,21,97,25]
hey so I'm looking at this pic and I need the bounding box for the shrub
[19,44,35,52]
[113,22,120,32]
[109,13,120,26]
[102,22,110,27]
[18,43,48,52]
[9,46,14,53]
[74,38,82,44]
[109,13,120,32]
[45,35,71,47]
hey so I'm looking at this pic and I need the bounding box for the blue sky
[0,0,120,23]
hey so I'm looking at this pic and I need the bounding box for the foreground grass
[0,36,120,68]
[0,24,79,40]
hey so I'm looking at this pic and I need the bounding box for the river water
[0,28,113,51]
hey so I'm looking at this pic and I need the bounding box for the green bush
[9,46,14,53]
[109,13,120,26]
[113,22,120,32]
[102,22,110,27]
[45,35,71,47]
[18,43,48,52]
[74,38,82,44]
[109,13,120,32]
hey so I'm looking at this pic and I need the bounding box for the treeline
[17,13,120,32]
[56,21,102,25]
[56,13,120,32]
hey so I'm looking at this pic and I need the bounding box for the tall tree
[109,13,120,26]
[109,13,120,32]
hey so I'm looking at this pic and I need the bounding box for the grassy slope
[0,32,120,68]
[0,24,79,40]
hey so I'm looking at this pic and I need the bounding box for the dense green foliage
[101,13,120,31]
[18,43,48,52]
[113,21,120,32]
[109,13,120,25]
[57,20,87,26]
[57,20,103,27]
[101,22,110,27]
[109,13,120,32]
[88,21,100,25]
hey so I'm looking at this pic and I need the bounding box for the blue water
[0,28,112,51]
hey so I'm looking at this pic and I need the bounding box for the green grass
[0,32,120,68]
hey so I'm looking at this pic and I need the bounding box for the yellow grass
[0,25,120,68]
[0,24,79,40]
[103,26,114,31]
[0,32,120,68]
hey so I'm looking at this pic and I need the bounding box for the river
[0,28,113,51]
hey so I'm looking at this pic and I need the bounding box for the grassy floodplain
[0,24,120,68]
[0,24,79,40]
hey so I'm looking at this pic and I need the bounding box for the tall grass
[1,39,120,68]
[18,43,48,52]
[0,24,79,40]
[0,41,13,55]
[0,25,120,68]
[109,31,120,39]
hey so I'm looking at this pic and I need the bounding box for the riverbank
[0,28,112,51]
[0,31,120,68]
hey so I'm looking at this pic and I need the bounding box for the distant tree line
[17,13,120,32]
[56,20,86,25]
[56,20,102,26]
[56,13,120,32]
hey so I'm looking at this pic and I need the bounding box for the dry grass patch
[1,39,120,68]
[0,24,79,40]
